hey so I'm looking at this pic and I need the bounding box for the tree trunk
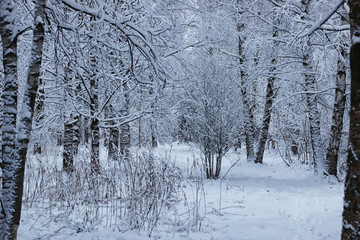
[325,10,348,177]
[0,0,45,239]
[90,118,100,171]
[300,0,325,175]
[341,1,360,238]
[107,105,119,160]
[215,149,222,179]
[303,49,326,173]
[33,83,45,155]
[326,46,347,177]
[63,113,80,172]
[0,1,19,238]
[62,68,80,172]
[16,0,45,237]
[255,18,278,164]
[255,73,275,164]
[237,14,255,162]
[89,50,100,171]
[120,84,130,160]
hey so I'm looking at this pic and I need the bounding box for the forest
[0,0,360,239]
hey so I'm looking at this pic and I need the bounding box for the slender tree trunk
[301,0,325,175]
[89,49,100,171]
[255,17,278,164]
[62,68,80,172]
[255,71,275,164]
[303,49,326,173]
[325,11,348,177]
[33,83,45,155]
[0,1,19,238]
[90,118,100,171]
[326,46,347,177]
[16,0,45,237]
[215,149,222,179]
[237,14,255,162]
[107,105,119,160]
[120,83,130,159]
[341,1,360,238]
[63,113,80,171]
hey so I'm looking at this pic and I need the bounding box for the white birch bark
[301,0,326,174]
[303,45,326,173]
[15,1,46,239]
[1,0,45,239]
[325,13,348,177]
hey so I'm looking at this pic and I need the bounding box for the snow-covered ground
[18,143,344,239]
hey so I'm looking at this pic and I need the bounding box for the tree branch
[306,0,346,36]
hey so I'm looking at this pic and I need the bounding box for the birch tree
[325,7,349,177]
[237,2,256,162]
[0,0,45,239]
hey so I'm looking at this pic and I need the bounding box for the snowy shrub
[23,148,184,236]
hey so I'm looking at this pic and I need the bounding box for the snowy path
[185,163,344,240]
[18,146,344,240]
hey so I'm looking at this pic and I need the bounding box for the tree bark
[62,68,80,172]
[63,112,80,172]
[120,83,130,160]
[303,49,326,173]
[237,10,255,162]
[255,72,275,164]
[325,10,348,177]
[0,1,19,238]
[341,1,360,238]
[0,0,45,238]
[89,49,100,172]
[15,1,45,238]
[107,105,119,160]
[300,0,326,175]
[255,16,278,164]
[325,45,347,177]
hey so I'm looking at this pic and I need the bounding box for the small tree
[182,60,240,179]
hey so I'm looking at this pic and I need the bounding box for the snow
[18,143,344,239]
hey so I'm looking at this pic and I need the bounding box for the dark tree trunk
[237,15,255,162]
[255,75,275,164]
[120,84,130,159]
[63,113,80,172]
[214,149,222,179]
[255,10,279,164]
[326,46,347,177]
[109,126,119,159]
[341,1,360,238]
[62,69,80,172]
[107,105,119,160]
[326,9,348,177]
[0,1,19,238]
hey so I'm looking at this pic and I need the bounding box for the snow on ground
[18,143,344,240]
